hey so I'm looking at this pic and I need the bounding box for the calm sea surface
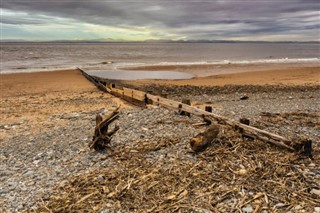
[1,42,319,74]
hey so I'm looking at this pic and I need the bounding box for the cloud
[1,0,319,41]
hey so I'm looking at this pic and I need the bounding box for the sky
[1,0,319,42]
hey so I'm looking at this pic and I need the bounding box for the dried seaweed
[35,124,319,213]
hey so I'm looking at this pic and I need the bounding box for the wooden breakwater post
[80,69,313,157]
[179,99,191,117]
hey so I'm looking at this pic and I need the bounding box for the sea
[1,42,319,78]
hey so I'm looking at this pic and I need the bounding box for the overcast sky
[1,0,319,41]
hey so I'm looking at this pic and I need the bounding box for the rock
[71,147,79,153]
[314,207,320,213]
[242,205,254,213]
[227,198,237,206]
[308,172,316,176]
[310,189,320,196]
[97,175,105,181]
[240,96,249,100]
[7,181,18,189]
[275,202,286,208]
[0,189,9,194]
[308,163,316,167]
[4,125,10,130]
[33,160,41,165]
[238,169,248,175]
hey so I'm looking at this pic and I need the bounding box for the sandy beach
[2,0,320,211]
[1,65,320,212]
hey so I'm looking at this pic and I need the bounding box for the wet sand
[125,65,320,86]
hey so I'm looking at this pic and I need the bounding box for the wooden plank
[122,88,146,102]
[79,70,310,155]
[147,93,295,151]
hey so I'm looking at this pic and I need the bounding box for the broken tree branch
[89,107,120,151]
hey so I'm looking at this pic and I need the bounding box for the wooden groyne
[79,68,312,157]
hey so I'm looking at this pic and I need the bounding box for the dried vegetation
[36,121,319,212]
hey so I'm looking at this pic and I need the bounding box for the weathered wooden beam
[81,71,312,156]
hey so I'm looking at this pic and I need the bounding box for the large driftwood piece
[79,70,312,157]
[190,125,220,152]
[89,107,120,151]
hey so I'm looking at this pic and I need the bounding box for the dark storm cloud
[2,0,320,40]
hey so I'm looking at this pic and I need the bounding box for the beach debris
[190,124,220,152]
[101,61,113,64]
[205,105,213,113]
[88,106,120,151]
[240,95,249,100]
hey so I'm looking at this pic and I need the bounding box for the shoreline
[1,58,319,75]
[1,63,319,88]
[124,64,320,86]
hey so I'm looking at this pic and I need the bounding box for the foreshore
[123,63,320,86]
[1,65,319,212]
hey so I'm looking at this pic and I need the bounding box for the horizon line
[1,39,319,43]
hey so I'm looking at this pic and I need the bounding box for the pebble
[308,163,316,167]
[310,189,320,196]
[23,171,35,177]
[275,202,286,208]
[242,205,254,213]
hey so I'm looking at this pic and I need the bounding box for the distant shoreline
[1,40,319,44]
[1,59,319,75]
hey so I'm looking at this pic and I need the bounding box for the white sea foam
[155,58,320,66]
[1,43,319,74]
[1,57,319,74]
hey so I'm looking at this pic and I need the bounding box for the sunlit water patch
[86,70,194,80]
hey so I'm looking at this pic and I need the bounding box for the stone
[240,96,249,100]
[310,189,320,196]
[242,205,254,213]
[7,181,18,189]
[308,163,315,167]
[97,175,105,181]
[294,205,302,210]
[275,202,286,208]
[314,207,320,213]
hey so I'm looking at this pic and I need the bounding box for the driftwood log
[190,125,220,152]
[89,107,120,151]
[79,72,313,157]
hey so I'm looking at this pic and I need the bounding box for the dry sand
[0,70,129,134]
[1,70,95,98]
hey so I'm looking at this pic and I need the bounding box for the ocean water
[1,42,319,75]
